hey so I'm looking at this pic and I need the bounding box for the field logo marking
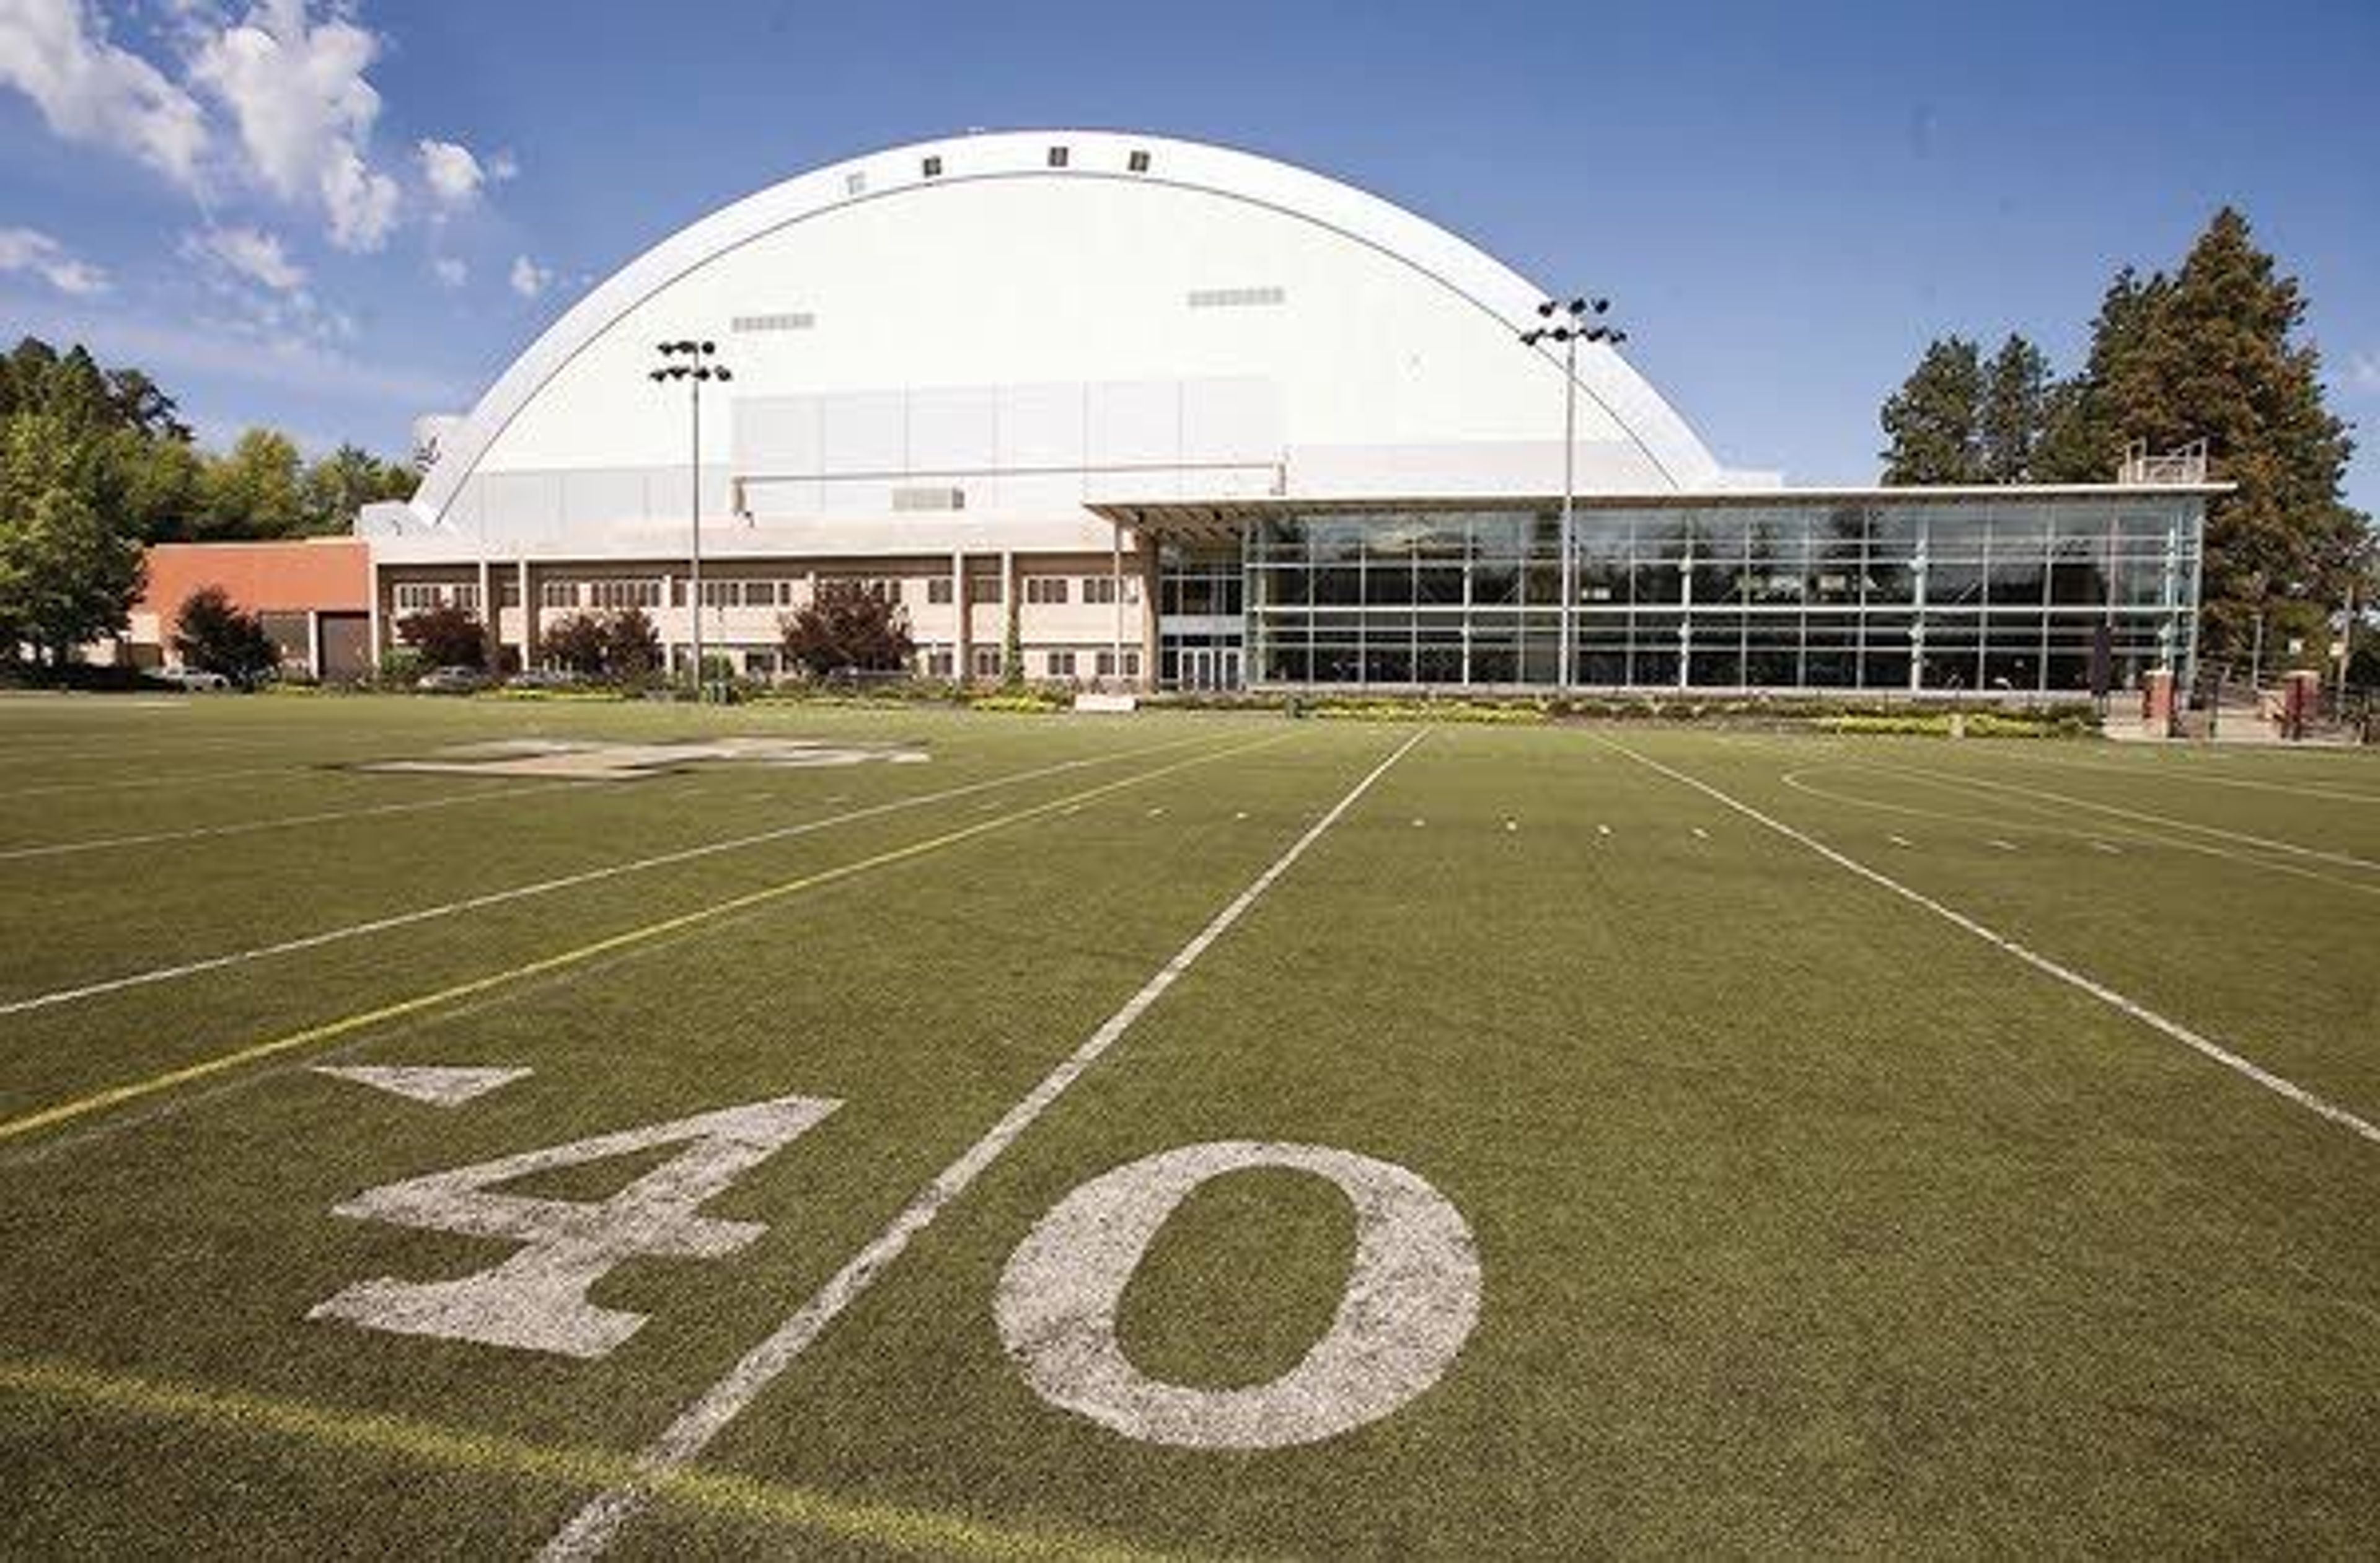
[1602,736,2380,1148]
[540,728,1429,1559]
[312,1065,531,1107]
[997,1140,1479,1450]
[363,737,930,782]
[312,1095,840,1358]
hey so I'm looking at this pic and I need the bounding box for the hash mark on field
[1691,827,1709,840]
[1988,839,2019,852]
[1234,810,1249,820]
[2092,840,2122,855]
[1888,834,1914,848]
[1597,824,1611,837]
[538,731,1429,1560]
[1412,817,1427,828]
[1147,806,1166,817]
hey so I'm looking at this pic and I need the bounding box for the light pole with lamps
[648,339,731,692]
[1520,297,1624,690]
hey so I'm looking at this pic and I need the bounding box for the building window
[697,579,740,609]
[927,577,954,605]
[971,576,1003,604]
[1025,576,1070,605]
[739,581,777,607]
[1094,649,1142,679]
[1046,145,1069,168]
[921,154,942,178]
[1046,649,1078,679]
[845,171,866,196]
[1082,576,1142,605]
[498,579,522,607]
[1128,149,1151,173]
[592,579,661,610]
[971,647,1002,679]
[925,648,954,679]
[540,580,580,609]
[394,582,478,614]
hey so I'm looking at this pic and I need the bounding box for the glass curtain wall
[1236,495,2200,694]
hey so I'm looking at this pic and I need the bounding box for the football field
[2,694,2376,1556]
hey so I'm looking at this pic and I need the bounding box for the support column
[307,610,324,681]
[366,562,383,671]
[953,550,969,681]
[477,558,497,671]
[1138,534,1161,692]
[1001,548,1018,681]
[516,558,534,671]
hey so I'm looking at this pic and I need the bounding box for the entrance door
[1180,647,1215,690]
[1219,647,1243,689]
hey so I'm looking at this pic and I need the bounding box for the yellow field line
[0,1355,1197,1562]
[0,733,1289,1146]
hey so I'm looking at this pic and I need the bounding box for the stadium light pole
[1520,298,1624,690]
[648,340,732,693]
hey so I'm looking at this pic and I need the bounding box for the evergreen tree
[1879,336,1985,484]
[2030,268,2172,484]
[1977,334,2050,483]
[2093,211,2363,659]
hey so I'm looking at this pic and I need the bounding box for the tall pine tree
[2093,211,2361,661]
[1977,334,2050,483]
[1879,336,1985,484]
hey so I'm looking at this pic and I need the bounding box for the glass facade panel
[1170,492,2200,693]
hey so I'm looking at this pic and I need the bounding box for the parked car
[152,667,231,692]
[505,668,585,690]
[415,666,488,693]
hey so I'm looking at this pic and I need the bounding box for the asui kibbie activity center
[342,129,2213,697]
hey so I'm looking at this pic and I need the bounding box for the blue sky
[2,0,2375,513]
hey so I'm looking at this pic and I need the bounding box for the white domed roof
[407,130,1722,548]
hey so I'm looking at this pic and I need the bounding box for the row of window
[913,146,1153,182]
[508,575,1141,612]
[392,583,481,613]
[921,648,1143,680]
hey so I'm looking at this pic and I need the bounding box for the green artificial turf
[1,692,2375,1556]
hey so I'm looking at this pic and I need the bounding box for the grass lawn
[2,692,2375,1556]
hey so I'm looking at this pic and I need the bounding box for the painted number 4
[314,1098,1480,1448]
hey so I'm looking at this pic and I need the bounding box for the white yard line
[1972,748,2380,806]
[0,737,1207,1019]
[1601,736,2380,1149]
[1877,761,2380,874]
[538,729,1429,1561]
[1775,764,2380,899]
[0,782,583,863]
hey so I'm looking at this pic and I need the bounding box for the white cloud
[430,255,465,288]
[182,224,305,291]
[508,253,552,299]
[415,138,478,205]
[2348,351,2380,395]
[415,136,510,208]
[0,226,110,294]
[0,0,210,187]
[188,0,400,250]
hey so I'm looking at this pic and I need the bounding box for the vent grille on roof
[892,485,966,512]
[1187,286,1286,310]
[731,312,814,333]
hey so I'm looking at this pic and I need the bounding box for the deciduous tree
[172,585,280,683]
[780,579,913,677]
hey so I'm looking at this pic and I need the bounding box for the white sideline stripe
[0,739,1204,1019]
[1882,761,2380,874]
[1600,737,2380,1148]
[1977,749,2380,806]
[0,782,580,862]
[538,729,1430,1561]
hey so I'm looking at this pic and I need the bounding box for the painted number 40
[313,1094,1481,1448]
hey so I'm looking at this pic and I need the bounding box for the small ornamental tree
[780,579,914,677]
[604,606,663,681]
[395,601,486,668]
[171,584,278,683]
[540,610,609,676]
